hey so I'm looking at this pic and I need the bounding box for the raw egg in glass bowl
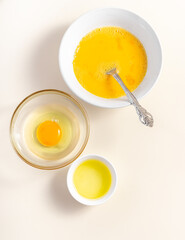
[10,90,89,170]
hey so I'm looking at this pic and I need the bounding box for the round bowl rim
[59,7,162,108]
[10,89,90,170]
[67,154,117,205]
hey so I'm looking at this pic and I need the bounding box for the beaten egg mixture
[73,26,147,98]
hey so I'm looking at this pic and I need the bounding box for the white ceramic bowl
[59,8,162,108]
[67,154,117,205]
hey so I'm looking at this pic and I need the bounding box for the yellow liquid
[36,120,62,147]
[73,159,112,199]
[73,26,147,98]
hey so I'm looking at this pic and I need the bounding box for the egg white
[24,105,80,160]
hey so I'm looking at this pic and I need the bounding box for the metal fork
[106,68,153,127]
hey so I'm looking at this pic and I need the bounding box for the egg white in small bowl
[10,90,89,170]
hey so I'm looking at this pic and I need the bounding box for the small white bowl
[59,8,162,108]
[67,154,117,205]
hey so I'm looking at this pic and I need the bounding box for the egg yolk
[36,120,62,147]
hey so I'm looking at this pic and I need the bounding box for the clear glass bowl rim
[10,89,90,170]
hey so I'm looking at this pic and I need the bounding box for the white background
[1,0,185,239]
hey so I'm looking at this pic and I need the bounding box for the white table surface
[1,0,185,240]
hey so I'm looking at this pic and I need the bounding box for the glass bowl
[10,90,90,170]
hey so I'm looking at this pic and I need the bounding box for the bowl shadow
[30,25,73,93]
[50,167,87,214]
[30,25,124,118]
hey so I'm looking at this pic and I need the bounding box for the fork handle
[113,73,139,105]
[113,73,154,127]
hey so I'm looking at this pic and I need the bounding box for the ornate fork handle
[107,68,154,127]
[134,104,153,127]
